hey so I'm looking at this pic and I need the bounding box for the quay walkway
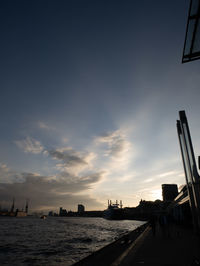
[115,224,200,266]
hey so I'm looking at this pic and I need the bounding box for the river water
[0,217,144,265]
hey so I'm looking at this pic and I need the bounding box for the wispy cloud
[38,121,51,130]
[158,171,176,177]
[15,137,44,154]
[117,174,136,183]
[95,130,131,158]
[49,148,87,167]
[142,178,153,183]
[47,147,96,175]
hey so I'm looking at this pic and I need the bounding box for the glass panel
[190,0,199,17]
[184,19,196,55]
[193,19,200,53]
[180,133,193,184]
[182,123,195,181]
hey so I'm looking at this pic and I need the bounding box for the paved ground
[118,224,200,266]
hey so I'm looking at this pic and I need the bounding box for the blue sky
[1,0,200,212]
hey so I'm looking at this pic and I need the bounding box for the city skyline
[1,0,200,211]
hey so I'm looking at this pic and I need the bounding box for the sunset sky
[1,0,200,212]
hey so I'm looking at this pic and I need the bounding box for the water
[0,217,144,265]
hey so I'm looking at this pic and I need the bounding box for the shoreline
[73,222,149,266]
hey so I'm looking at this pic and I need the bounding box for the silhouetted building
[78,204,85,214]
[137,199,163,213]
[168,184,192,226]
[59,207,67,216]
[162,184,178,202]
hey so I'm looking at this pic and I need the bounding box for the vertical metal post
[177,120,198,232]
[177,111,200,233]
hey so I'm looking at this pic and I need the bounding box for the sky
[1,0,200,212]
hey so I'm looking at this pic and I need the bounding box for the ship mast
[25,199,29,214]
[10,198,15,213]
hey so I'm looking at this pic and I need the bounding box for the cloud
[6,137,104,210]
[0,163,26,184]
[49,148,87,167]
[38,121,50,130]
[116,174,136,183]
[62,137,68,143]
[0,163,9,173]
[0,163,13,183]
[142,178,153,183]
[1,142,103,211]
[95,130,131,158]
[15,137,44,154]
[158,171,177,178]
[47,148,96,175]
[136,185,163,201]
[15,136,95,174]
[0,170,104,211]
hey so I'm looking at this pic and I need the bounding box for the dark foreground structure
[177,111,200,234]
[117,224,200,266]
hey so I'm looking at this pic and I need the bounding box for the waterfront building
[162,184,178,202]
[168,184,192,226]
[59,207,67,216]
[78,204,85,214]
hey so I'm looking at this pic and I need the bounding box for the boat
[15,209,27,217]
[0,199,28,217]
[104,200,124,220]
